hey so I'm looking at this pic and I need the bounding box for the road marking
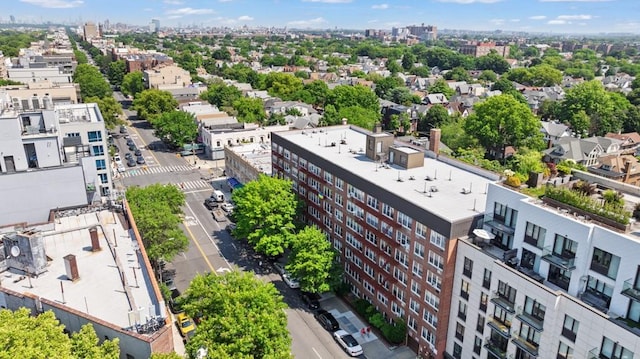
[183,201,233,272]
[182,219,215,273]
[130,126,162,166]
[312,347,322,359]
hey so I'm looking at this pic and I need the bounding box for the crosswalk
[175,180,211,191]
[122,165,194,178]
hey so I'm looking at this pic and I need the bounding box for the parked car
[314,309,339,331]
[124,152,133,160]
[126,139,135,146]
[127,158,136,167]
[134,148,142,156]
[204,198,219,210]
[282,273,300,289]
[136,155,145,164]
[129,144,137,151]
[119,125,127,134]
[168,288,183,314]
[176,312,196,338]
[300,291,320,309]
[273,262,286,275]
[333,329,363,357]
[113,154,122,164]
[221,202,234,213]
[226,223,236,233]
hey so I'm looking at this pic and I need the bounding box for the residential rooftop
[0,209,158,331]
[277,125,498,223]
[228,141,272,176]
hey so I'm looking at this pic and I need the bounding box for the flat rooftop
[279,126,497,223]
[228,142,272,176]
[0,210,157,330]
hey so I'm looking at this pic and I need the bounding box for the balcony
[484,214,515,236]
[487,317,511,338]
[516,308,544,331]
[484,337,508,359]
[491,291,516,313]
[622,278,640,301]
[512,334,539,357]
[541,246,576,270]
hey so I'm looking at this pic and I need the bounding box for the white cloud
[166,7,215,15]
[434,0,502,3]
[238,15,254,21]
[529,15,547,20]
[301,0,351,3]
[372,4,389,9]
[548,19,568,24]
[367,19,379,23]
[288,17,327,27]
[20,0,83,8]
[163,0,183,4]
[557,14,593,20]
[490,19,506,25]
[540,0,611,2]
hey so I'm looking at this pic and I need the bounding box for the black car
[204,198,219,210]
[300,292,320,310]
[127,158,137,167]
[129,144,137,151]
[168,288,183,314]
[126,139,135,146]
[124,152,133,160]
[314,309,339,331]
[120,125,127,134]
[134,148,142,156]
[136,155,146,164]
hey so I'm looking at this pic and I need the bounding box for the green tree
[444,67,471,82]
[537,99,561,121]
[326,85,380,114]
[107,60,126,88]
[287,226,337,293]
[181,271,291,359]
[132,89,178,123]
[150,353,184,359]
[231,175,299,257]
[153,111,198,148]
[264,72,304,100]
[420,104,450,131]
[374,75,404,99]
[529,64,562,87]
[560,80,615,136]
[387,87,420,106]
[85,96,123,129]
[440,115,480,152]
[299,80,330,108]
[120,71,145,98]
[233,97,266,124]
[126,184,189,261]
[510,148,545,180]
[0,308,119,359]
[478,70,498,84]
[338,106,380,130]
[73,64,112,99]
[74,50,88,64]
[464,94,544,152]
[475,52,511,74]
[386,59,402,74]
[427,79,454,99]
[200,80,242,108]
[401,52,417,71]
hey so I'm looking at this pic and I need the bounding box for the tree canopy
[464,94,543,152]
[107,60,126,89]
[85,96,123,130]
[231,175,299,257]
[73,64,112,100]
[0,308,119,359]
[153,111,198,148]
[181,271,291,359]
[287,226,338,293]
[132,89,178,123]
[120,71,145,98]
[559,80,616,136]
[200,80,242,109]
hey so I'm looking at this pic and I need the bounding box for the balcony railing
[487,317,511,338]
[512,334,539,357]
[484,337,508,359]
[587,347,599,359]
[516,307,544,331]
[484,214,515,235]
[491,291,516,313]
[622,278,640,301]
[541,246,576,270]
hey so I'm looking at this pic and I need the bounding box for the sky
[4,0,640,34]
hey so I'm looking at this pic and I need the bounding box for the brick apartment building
[271,125,497,356]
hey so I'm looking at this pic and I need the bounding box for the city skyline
[2,0,639,34]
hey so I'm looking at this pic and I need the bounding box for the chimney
[374,122,382,134]
[64,254,80,281]
[89,227,101,252]
[429,128,441,154]
[341,118,348,125]
[624,160,633,183]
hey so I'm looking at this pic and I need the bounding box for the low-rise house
[605,132,640,154]
[143,64,191,90]
[588,154,640,186]
[541,121,572,146]
[543,136,622,166]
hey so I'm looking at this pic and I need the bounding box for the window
[493,202,518,227]
[410,298,420,314]
[364,263,374,278]
[523,296,546,323]
[324,171,333,184]
[493,305,512,328]
[347,184,364,202]
[365,230,377,246]
[586,275,613,309]
[600,336,634,359]
[552,234,577,261]
[524,222,546,248]
[393,267,407,286]
[458,301,467,321]
[335,209,343,222]
[424,291,439,311]
[412,262,423,278]
[363,280,375,294]
[365,246,376,262]
[483,269,492,289]
[428,251,444,270]
[557,341,573,359]
[414,242,425,258]
[397,211,412,229]
[382,203,394,218]
[430,230,446,250]
[416,222,427,239]
[391,301,405,317]
[590,247,620,279]
[421,327,436,346]
[476,314,485,333]
[411,279,421,297]
[365,212,379,229]
[518,322,541,347]
[463,257,473,278]
[87,130,102,142]
[455,322,465,341]
[408,316,417,332]
[98,173,108,184]
[497,280,517,304]
[381,221,393,237]
[396,231,409,248]
[335,177,343,190]
[377,292,389,306]
[394,249,408,268]
[426,270,441,291]
[452,342,462,359]
[479,292,488,312]
[423,309,437,328]
[460,279,470,300]
[92,145,104,156]
[95,159,106,170]
[366,196,378,210]
[473,336,482,355]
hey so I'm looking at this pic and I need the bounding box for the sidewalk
[319,294,416,359]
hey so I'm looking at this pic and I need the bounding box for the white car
[333,329,363,357]
[221,202,235,213]
[282,273,300,289]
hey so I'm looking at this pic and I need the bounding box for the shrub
[380,319,406,344]
[505,175,521,188]
[354,299,372,317]
[602,189,624,208]
[368,313,385,329]
[544,186,630,225]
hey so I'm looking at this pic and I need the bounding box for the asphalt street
[110,104,352,358]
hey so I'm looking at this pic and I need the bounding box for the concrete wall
[573,169,640,196]
[0,166,88,225]
[29,136,63,168]
[7,67,73,85]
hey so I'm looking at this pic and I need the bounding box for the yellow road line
[182,221,216,273]
[130,126,162,166]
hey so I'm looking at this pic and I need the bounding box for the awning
[227,177,243,190]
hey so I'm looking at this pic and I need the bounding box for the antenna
[449,170,452,181]
[469,182,473,193]
[434,169,437,180]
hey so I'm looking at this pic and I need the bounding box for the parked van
[210,190,225,202]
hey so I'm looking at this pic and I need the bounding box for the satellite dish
[10,246,20,257]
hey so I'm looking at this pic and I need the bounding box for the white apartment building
[0,102,112,224]
[445,182,640,359]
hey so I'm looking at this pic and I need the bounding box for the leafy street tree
[73,64,112,99]
[478,70,498,83]
[264,72,304,100]
[153,111,198,149]
[401,52,417,71]
[181,271,291,359]
[233,97,267,124]
[337,106,380,130]
[132,89,178,123]
[560,80,616,136]
[475,52,511,74]
[74,50,88,64]
[387,87,421,106]
[0,308,119,359]
[420,104,450,131]
[120,71,145,98]
[440,115,480,153]
[464,94,544,153]
[427,79,454,99]
[444,66,471,82]
[293,80,329,108]
[528,64,563,87]
[374,75,405,99]
[200,80,242,109]
[107,60,126,88]
[126,184,188,261]
[85,96,123,129]
[150,353,184,359]
[231,175,299,257]
[327,85,380,115]
[287,226,337,293]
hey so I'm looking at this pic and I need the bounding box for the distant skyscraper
[10,15,16,24]
[150,19,160,33]
[83,22,99,41]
